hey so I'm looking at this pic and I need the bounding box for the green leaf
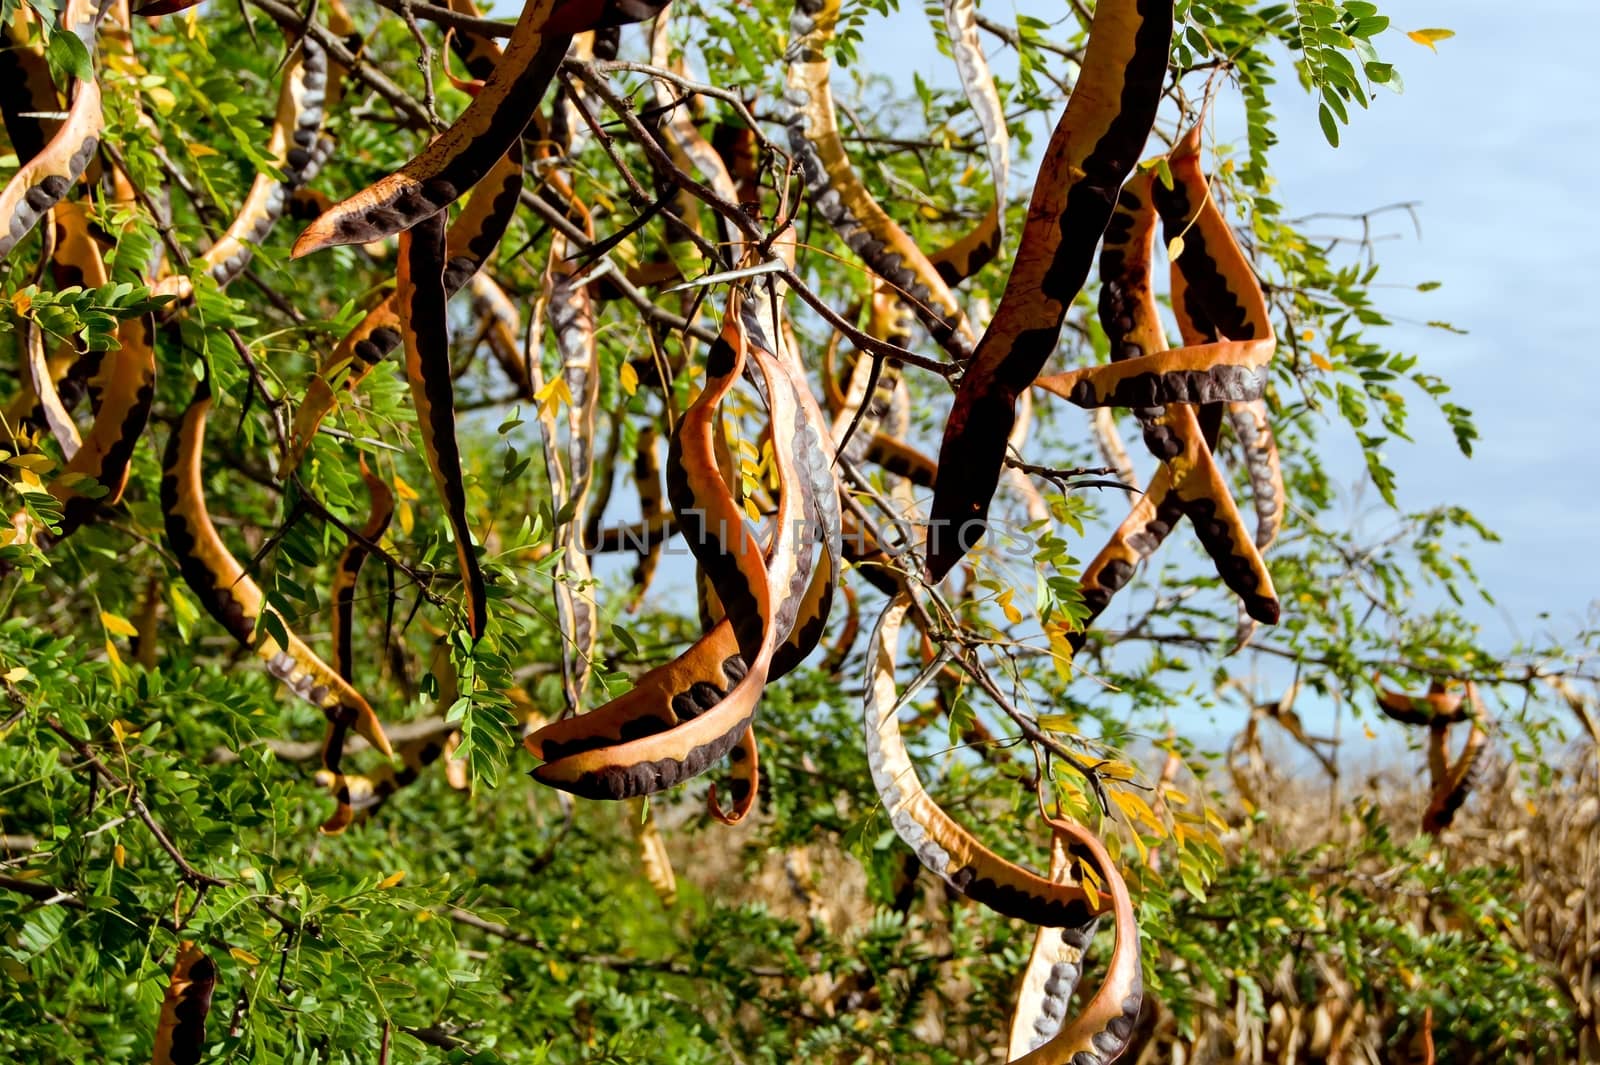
[45,25,92,84]
[1317,101,1340,146]
[258,608,290,652]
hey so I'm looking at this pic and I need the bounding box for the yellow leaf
[1051,776,1090,820]
[100,611,138,637]
[109,719,141,742]
[1310,353,1333,371]
[397,498,415,537]
[1406,27,1454,50]
[1167,235,1186,262]
[1162,786,1189,808]
[535,375,571,416]
[1045,625,1076,685]
[7,454,55,473]
[230,947,262,966]
[619,361,638,397]
[1300,329,1315,343]
[146,85,177,115]
[1363,725,1376,740]
[167,586,199,640]
[548,958,567,981]
[742,496,761,522]
[186,142,219,158]
[104,639,128,689]
[114,843,125,868]
[104,52,144,77]
[392,474,420,501]
[1079,868,1100,911]
[997,588,1021,625]
[1129,830,1149,868]
[1111,789,1163,834]
[378,870,407,889]
[1036,713,1076,734]
[13,292,30,315]
[3,666,27,683]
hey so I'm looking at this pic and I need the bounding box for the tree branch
[246,0,439,130]
[366,0,513,38]
[44,719,228,888]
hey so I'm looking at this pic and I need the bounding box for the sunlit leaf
[1406,27,1455,50]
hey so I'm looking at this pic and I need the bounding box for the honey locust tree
[0,0,1594,1062]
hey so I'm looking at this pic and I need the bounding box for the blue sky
[837,0,1597,653]
[894,1,1593,639]
[823,0,1597,757]
[566,2,1592,759]
[1258,1,1598,647]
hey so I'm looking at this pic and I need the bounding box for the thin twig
[443,908,792,978]
[778,269,957,378]
[517,188,720,345]
[247,0,439,130]
[0,873,83,907]
[973,12,1084,62]
[366,0,513,38]
[1004,459,1131,495]
[44,718,227,887]
[563,60,764,246]
[396,0,440,122]
[593,59,781,162]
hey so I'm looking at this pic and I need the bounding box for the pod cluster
[1,1,1373,1059]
